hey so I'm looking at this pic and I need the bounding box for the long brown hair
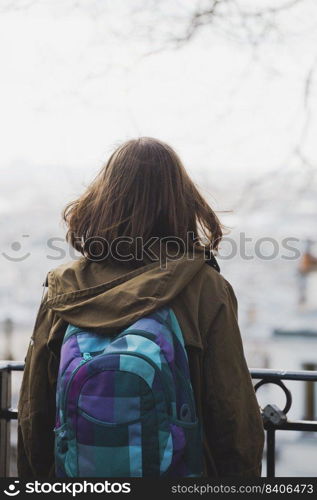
[63,137,223,261]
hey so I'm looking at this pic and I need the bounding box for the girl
[18,137,264,477]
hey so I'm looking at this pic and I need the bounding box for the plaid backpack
[54,307,203,477]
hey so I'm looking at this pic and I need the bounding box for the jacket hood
[45,251,216,334]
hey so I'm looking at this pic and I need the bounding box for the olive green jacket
[18,252,264,477]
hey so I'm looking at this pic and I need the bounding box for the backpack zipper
[61,349,171,427]
[61,352,92,425]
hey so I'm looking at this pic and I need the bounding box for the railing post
[0,368,11,477]
[266,426,276,478]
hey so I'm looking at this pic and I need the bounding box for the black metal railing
[252,368,317,477]
[1,362,317,478]
[0,361,24,477]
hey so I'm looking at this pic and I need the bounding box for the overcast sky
[1,0,317,196]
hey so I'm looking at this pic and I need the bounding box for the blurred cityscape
[1,0,317,476]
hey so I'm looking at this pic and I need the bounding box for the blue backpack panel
[54,307,203,477]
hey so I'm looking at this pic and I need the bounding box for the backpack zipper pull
[82,352,92,361]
